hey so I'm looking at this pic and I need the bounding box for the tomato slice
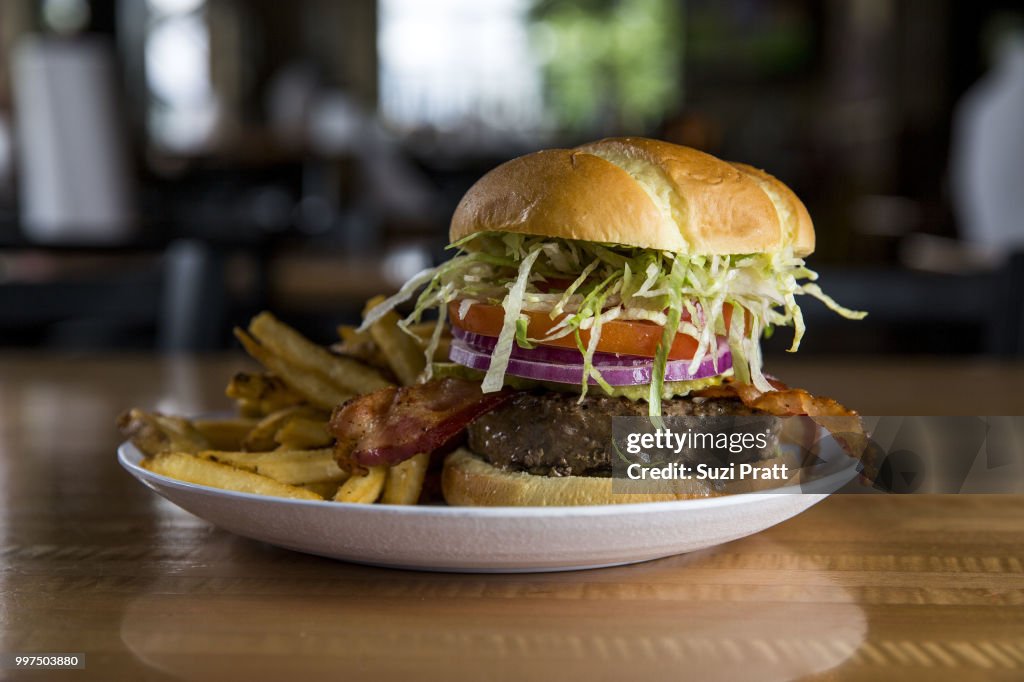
[448,301,733,360]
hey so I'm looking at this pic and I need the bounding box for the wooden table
[2,355,1023,681]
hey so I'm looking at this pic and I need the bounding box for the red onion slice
[449,338,731,386]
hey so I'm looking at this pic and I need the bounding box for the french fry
[197,448,347,485]
[333,465,387,503]
[338,325,374,346]
[333,321,450,370]
[333,325,391,370]
[191,417,259,451]
[143,452,322,500]
[195,449,265,470]
[243,405,326,452]
[432,335,451,364]
[256,449,348,485]
[120,307,445,506]
[235,328,355,410]
[226,372,306,415]
[363,296,426,386]
[236,398,263,418]
[249,312,392,395]
[300,481,341,499]
[381,453,429,505]
[274,416,333,450]
[118,409,210,456]
[407,321,452,363]
[404,322,435,338]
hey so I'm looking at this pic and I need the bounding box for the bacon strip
[329,377,514,470]
[694,379,875,480]
[694,376,856,416]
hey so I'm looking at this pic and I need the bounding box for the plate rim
[118,439,852,518]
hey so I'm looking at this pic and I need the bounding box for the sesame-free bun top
[449,137,815,257]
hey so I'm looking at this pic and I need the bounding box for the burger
[331,137,865,505]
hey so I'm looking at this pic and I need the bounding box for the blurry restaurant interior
[0,0,1023,358]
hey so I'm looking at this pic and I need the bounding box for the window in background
[531,0,683,135]
[378,0,684,145]
[378,0,544,144]
[144,0,218,152]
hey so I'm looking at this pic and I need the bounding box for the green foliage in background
[530,0,683,134]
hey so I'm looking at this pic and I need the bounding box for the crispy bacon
[694,379,875,481]
[693,376,855,416]
[691,375,790,401]
[330,377,514,470]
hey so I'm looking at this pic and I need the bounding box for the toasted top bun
[450,137,814,257]
[442,448,807,507]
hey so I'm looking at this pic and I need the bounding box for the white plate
[118,441,855,573]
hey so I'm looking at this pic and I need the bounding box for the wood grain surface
[1,354,1023,681]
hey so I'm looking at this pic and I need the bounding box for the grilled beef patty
[467,392,776,477]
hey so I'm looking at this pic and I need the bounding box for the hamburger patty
[467,392,776,477]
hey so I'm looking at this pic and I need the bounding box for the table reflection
[119,536,867,681]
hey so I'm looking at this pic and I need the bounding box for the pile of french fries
[119,302,449,505]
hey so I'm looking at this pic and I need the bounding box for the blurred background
[0,0,1022,357]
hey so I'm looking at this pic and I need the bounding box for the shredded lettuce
[358,265,443,332]
[514,316,536,349]
[419,295,448,381]
[482,245,542,392]
[649,257,687,415]
[365,232,866,416]
[802,283,868,320]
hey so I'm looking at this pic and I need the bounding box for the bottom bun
[442,449,807,507]
[441,449,718,507]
